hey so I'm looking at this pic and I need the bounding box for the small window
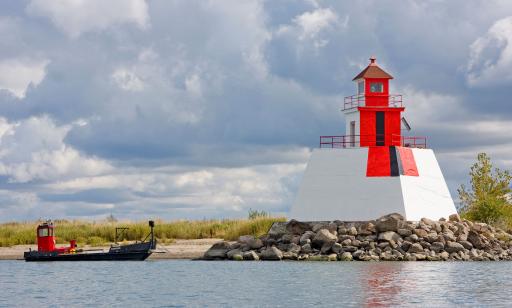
[38,228,49,237]
[357,81,364,94]
[370,82,383,93]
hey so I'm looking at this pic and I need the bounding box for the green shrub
[459,153,512,228]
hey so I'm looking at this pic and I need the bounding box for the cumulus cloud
[111,68,145,91]
[0,58,49,99]
[276,7,342,50]
[26,0,149,38]
[0,116,111,183]
[1,1,512,221]
[466,16,512,87]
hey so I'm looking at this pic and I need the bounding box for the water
[0,260,511,307]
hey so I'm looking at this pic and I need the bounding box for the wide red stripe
[366,146,391,177]
[397,147,419,176]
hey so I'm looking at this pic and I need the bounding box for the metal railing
[343,94,403,110]
[320,134,426,149]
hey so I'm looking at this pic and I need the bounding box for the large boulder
[378,231,401,243]
[242,250,260,261]
[467,230,486,249]
[261,247,283,260]
[267,222,288,239]
[286,220,312,235]
[299,231,315,245]
[408,243,424,254]
[226,249,242,260]
[375,213,405,232]
[238,235,264,250]
[449,213,461,222]
[445,241,465,253]
[204,241,231,259]
[312,229,337,248]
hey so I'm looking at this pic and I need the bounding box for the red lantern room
[320,56,425,149]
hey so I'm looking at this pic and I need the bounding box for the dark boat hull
[24,241,155,262]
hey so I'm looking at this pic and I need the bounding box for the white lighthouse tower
[290,57,457,221]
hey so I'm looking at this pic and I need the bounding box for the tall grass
[0,217,285,247]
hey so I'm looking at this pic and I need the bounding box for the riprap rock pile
[203,213,512,261]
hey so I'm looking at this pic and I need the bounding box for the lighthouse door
[376,112,385,146]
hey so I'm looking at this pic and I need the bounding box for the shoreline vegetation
[0,217,285,248]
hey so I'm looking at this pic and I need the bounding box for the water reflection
[362,263,405,307]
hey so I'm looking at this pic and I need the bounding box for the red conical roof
[352,56,393,81]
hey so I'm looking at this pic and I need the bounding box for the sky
[0,0,511,222]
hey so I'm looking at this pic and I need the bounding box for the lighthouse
[290,57,457,221]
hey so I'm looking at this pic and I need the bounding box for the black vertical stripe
[376,112,385,146]
[389,146,399,176]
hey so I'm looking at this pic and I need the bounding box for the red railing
[320,134,426,149]
[343,94,403,110]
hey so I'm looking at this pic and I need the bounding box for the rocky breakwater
[203,213,512,261]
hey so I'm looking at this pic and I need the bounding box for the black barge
[24,220,157,262]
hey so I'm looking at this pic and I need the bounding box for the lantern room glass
[357,81,364,94]
[370,82,383,93]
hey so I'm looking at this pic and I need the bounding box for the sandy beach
[0,238,222,260]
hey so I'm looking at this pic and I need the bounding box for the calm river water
[1,260,511,307]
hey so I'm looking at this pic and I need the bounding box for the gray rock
[397,228,412,237]
[458,240,473,250]
[408,234,419,242]
[449,213,461,222]
[238,235,264,250]
[297,254,309,261]
[378,231,401,243]
[442,231,456,242]
[204,241,231,259]
[408,243,424,253]
[299,231,315,245]
[352,250,364,259]
[308,255,329,261]
[401,241,412,252]
[348,226,358,236]
[378,242,390,249]
[340,252,353,261]
[342,246,358,253]
[261,247,283,260]
[282,251,298,260]
[445,241,465,253]
[425,233,439,243]
[413,229,428,238]
[312,223,330,233]
[232,254,243,261]
[301,243,312,254]
[267,223,288,239]
[341,239,352,246]
[430,241,445,253]
[414,253,427,261]
[375,213,405,232]
[227,249,242,260]
[467,230,486,249]
[358,222,376,235]
[312,229,337,247]
[328,253,338,261]
[331,242,343,254]
[242,250,260,260]
[286,219,312,235]
[320,242,334,254]
[439,251,450,260]
[287,243,301,254]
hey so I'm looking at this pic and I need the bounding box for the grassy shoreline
[0,217,285,247]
